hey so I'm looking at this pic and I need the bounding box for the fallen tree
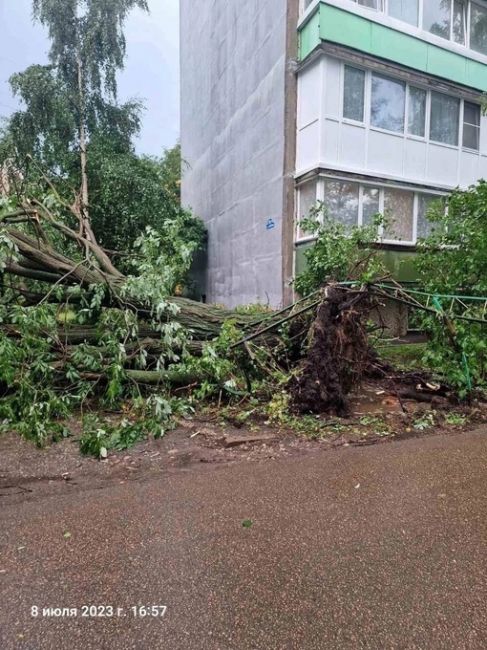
[1,188,480,453]
[0,193,321,445]
[0,196,295,337]
[0,0,389,452]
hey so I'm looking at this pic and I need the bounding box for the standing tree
[32,0,149,230]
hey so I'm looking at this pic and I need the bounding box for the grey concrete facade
[180,0,292,307]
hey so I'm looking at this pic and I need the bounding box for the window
[407,86,427,137]
[430,91,460,145]
[417,194,443,239]
[470,2,487,55]
[371,74,406,132]
[339,0,384,8]
[297,180,318,239]
[383,189,415,242]
[424,0,452,39]
[388,0,419,26]
[353,0,383,8]
[453,1,467,44]
[422,0,467,44]
[343,66,365,122]
[339,0,487,58]
[362,187,381,227]
[463,101,481,150]
[341,65,481,149]
[323,180,359,227]
[296,178,447,246]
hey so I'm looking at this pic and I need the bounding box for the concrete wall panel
[181,0,289,307]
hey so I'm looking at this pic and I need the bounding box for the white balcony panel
[324,57,342,117]
[404,139,428,180]
[367,130,404,176]
[298,63,321,129]
[322,118,340,162]
[459,151,480,188]
[478,155,487,180]
[339,123,366,168]
[296,53,487,190]
[427,144,458,186]
[297,120,320,170]
[479,115,487,152]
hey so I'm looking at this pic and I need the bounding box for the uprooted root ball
[289,285,373,416]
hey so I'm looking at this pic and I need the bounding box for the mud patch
[1,390,486,506]
[0,420,323,505]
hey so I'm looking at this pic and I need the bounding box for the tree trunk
[76,52,90,234]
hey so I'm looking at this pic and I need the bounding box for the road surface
[1,429,487,649]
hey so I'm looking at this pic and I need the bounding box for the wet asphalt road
[1,429,487,650]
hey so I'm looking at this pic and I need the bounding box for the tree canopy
[0,0,204,255]
[33,0,149,99]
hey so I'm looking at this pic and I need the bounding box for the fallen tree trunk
[0,207,289,342]
[78,367,201,387]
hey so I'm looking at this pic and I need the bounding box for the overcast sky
[0,0,180,156]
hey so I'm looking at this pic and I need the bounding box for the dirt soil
[1,381,486,507]
[0,421,315,506]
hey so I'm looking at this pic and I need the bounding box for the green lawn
[376,343,427,372]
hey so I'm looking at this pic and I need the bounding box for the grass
[376,343,427,372]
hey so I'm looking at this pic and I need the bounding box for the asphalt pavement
[1,429,487,649]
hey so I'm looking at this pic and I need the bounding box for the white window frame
[370,72,407,134]
[300,0,319,15]
[422,0,462,43]
[340,62,481,151]
[429,90,462,147]
[353,0,384,11]
[386,0,421,27]
[295,174,446,246]
[383,0,487,42]
[343,65,367,123]
[469,0,487,54]
[406,85,428,138]
[462,100,482,150]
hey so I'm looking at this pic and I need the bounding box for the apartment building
[181,0,487,306]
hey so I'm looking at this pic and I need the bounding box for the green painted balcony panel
[299,3,487,91]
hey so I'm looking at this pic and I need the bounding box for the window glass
[430,92,460,146]
[424,0,451,39]
[298,180,317,220]
[324,180,359,228]
[463,102,481,150]
[343,66,365,122]
[408,87,426,137]
[371,74,406,133]
[388,0,419,26]
[383,189,414,241]
[470,3,487,56]
[362,187,380,228]
[417,194,443,239]
[356,0,382,8]
[297,180,318,239]
[453,0,466,44]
